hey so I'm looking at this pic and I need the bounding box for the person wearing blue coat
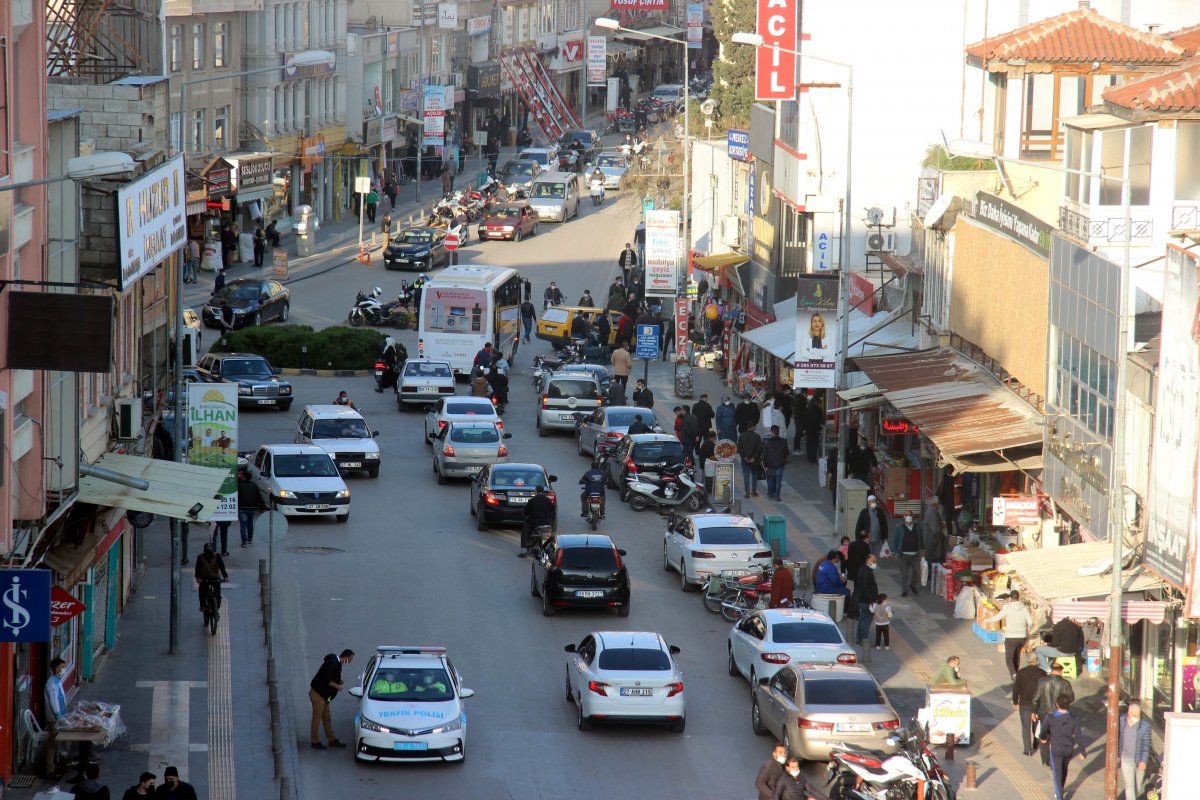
[715,396,738,441]
[814,551,850,596]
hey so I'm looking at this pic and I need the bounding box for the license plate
[395,258,409,264]
[340,462,362,469]
[576,590,604,598]
[620,688,653,697]
[509,496,529,504]
[305,504,331,511]
[561,413,577,421]
[836,723,871,732]
[393,741,428,751]
[257,398,276,405]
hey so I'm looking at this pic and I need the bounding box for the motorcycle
[625,464,705,513]
[590,178,605,206]
[585,493,604,531]
[521,523,553,558]
[347,288,412,329]
[825,723,955,800]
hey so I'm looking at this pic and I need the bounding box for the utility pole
[415,7,426,203]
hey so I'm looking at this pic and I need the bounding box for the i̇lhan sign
[117,155,187,291]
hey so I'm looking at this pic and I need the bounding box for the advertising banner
[187,383,239,521]
[609,0,667,10]
[792,275,838,388]
[848,271,873,314]
[635,325,660,360]
[755,0,797,100]
[437,2,457,28]
[687,4,704,49]
[0,570,51,643]
[644,209,681,298]
[972,191,1052,259]
[50,587,87,628]
[587,35,607,87]
[117,155,186,290]
[422,85,448,146]
[727,129,750,161]
[467,15,491,36]
[992,496,1040,526]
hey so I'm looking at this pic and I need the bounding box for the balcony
[1057,203,1155,248]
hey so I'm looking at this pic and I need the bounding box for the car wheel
[669,717,685,733]
[252,311,262,326]
[577,434,586,457]
[368,468,379,479]
[577,702,593,731]
[337,510,350,524]
[663,547,672,572]
[514,229,523,243]
[538,418,548,437]
[475,504,488,531]
[619,482,631,502]
[532,224,538,236]
[617,602,630,618]
[564,668,574,703]
[751,696,767,735]
[782,729,792,758]
[680,561,696,592]
[280,303,290,322]
[541,585,556,617]
[436,465,447,485]
[530,566,539,597]
[728,646,739,676]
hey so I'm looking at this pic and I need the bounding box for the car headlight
[335,489,351,498]
[280,386,292,395]
[502,226,514,231]
[414,249,430,257]
[275,489,296,499]
[359,718,387,733]
[428,719,462,735]
[365,453,380,459]
[237,386,251,395]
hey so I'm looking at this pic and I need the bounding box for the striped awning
[1051,600,1170,625]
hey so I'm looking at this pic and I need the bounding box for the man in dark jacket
[154,766,197,800]
[1036,616,1086,671]
[680,405,701,460]
[791,390,808,453]
[853,555,880,645]
[1041,696,1085,800]
[762,425,789,500]
[1012,653,1046,756]
[627,414,652,435]
[737,426,763,497]
[309,649,354,749]
[521,485,556,553]
[735,395,760,433]
[1034,662,1076,766]
[803,395,824,463]
[73,763,111,800]
[773,757,815,800]
[236,468,263,547]
[754,744,787,800]
[520,299,536,343]
[845,530,872,589]
[617,242,638,285]
[855,495,889,557]
[632,379,655,409]
[692,393,715,433]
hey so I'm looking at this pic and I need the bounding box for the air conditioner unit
[721,215,741,246]
[866,231,897,253]
[115,397,143,441]
[346,33,358,56]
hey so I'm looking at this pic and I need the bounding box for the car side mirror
[758,676,770,687]
[273,367,281,375]
[459,688,475,699]
[348,686,363,698]
[504,433,513,439]
[617,549,627,556]
[563,644,577,654]
[371,431,380,438]
[548,475,558,482]
[668,645,681,655]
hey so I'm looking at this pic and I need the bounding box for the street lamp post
[596,18,689,298]
[170,49,335,654]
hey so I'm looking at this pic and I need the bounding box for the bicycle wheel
[722,593,751,622]
[208,600,219,636]
[703,587,728,614]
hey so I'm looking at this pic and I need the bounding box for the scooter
[590,179,605,206]
[625,465,705,512]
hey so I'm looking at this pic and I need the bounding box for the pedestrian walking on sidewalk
[762,425,789,500]
[803,394,824,463]
[737,426,763,497]
[253,222,266,267]
[309,649,355,750]
[72,763,110,799]
[982,590,1034,679]
[856,495,887,557]
[632,379,655,409]
[680,405,701,461]
[1034,662,1076,767]
[210,519,231,556]
[692,393,715,434]
[184,238,200,283]
[121,772,156,800]
[791,389,808,453]
[154,766,197,800]
[365,188,379,223]
[520,298,536,343]
[1012,653,1046,756]
[214,267,226,295]
[1119,702,1151,800]
[852,555,879,645]
[760,393,776,433]
[754,744,788,800]
[773,757,816,800]
[237,468,263,546]
[1041,696,1086,800]
[380,211,392,247]
[735,395,760,434]
[611,343,632,389]
[715,396,737,441]
[923,496,948,581]
[888,513,924,597]
[870,593,893,649]
[846,530,871,590]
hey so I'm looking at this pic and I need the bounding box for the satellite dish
[700,99,717,116]
[922,193,954,229]
[866,207,886,226]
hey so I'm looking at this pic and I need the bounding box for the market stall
[56,701,124,779]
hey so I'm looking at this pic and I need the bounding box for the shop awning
[741,315,795,361]
[997,541,1166,603]
[695,252,749,270]
[852,348,1044,473]
[623,24,685,39]
[835,383,887,411]
[78,453,229,522]
[879,252,922,276]
[1051,599,1170,625]
[605,41,643,57]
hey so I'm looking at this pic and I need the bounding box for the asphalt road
[233,192,829,800]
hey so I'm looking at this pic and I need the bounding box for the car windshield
[559,546,617,571]
[547,379,598,400]
[215,283,261,300]
[517,151,548,165]
[533,183,565,198]
[596,155,626,168]
[312,419,370,439]
[696,526,759,545]
[604,410,640,427]
[501,162,534,178]
[490,468,548,489]
[631,441,685,462]
[450,425,499,443]
[397,230,433,244]
[772,622,843,644]
[272,454,339,478]
[406,362,452,378]
[367,668,454,701]
[490,206,522,219]
[804,678,887,706]
[446,402,494,415]
[222,359,273,378]
[597,648,671,671]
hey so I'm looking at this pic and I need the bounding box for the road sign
[0,570,51,643]
[256,510,289,542]
[635,324,660,360]
[443,233,461,251]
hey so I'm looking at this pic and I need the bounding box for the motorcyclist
[579,460,607,519]
[570,312,591,345]
[543,282,564,309]
[194,543,228,614]
[521,485,556,555]
[590,168,605,203]
[470,367,490,398]
[486,364,508,412]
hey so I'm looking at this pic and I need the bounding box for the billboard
[792,275,838,388]
[422,85,451,146]
[187,383,239,521]
[117,155,186,290]
[687,4,704,49]
[755,0,797,100]
[587,35,607,87]
[644,209,681,298]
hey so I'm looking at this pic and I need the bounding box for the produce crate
[972,622,1003,645]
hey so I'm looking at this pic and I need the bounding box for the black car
[470,463,557,531]
[531,533,630,617]
[202,278,290,329]
[557,130,601,166]
[605,433,687,500]
[196,352,294,411]
[384,227,450,271]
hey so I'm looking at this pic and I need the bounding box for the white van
[527,171,581,222]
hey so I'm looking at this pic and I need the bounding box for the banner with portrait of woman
[792,275,839,388]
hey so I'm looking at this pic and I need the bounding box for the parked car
[245,444,351,522]
[531,534,629,617]
[397,359,456,407]
[575,406,646,457]
[469,463,557,531]
[751,663,901,761]
[432,420,508,483]
[564,631,685,732]
[584,152,630,191]
[384,227,450,271]
[478,203,539,242]
[196,352,294,411]
[727,609,858,685]
[605,433,686,497]
[498,159,543,192]
[535,370,603,437]
[202,278,290,329]
[663,513,773,592]
[294,405,382,478]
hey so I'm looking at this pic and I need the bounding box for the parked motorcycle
[825,723,955,800]
[347,288,412,329]
[625,465,705,513]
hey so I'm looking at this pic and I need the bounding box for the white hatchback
[727,608,858,685]
[663,513,774,591]
[564,631,685,733]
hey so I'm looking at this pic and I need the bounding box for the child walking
[870,593,894,649]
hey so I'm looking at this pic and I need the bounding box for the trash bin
[761,514,787,557]
[293,204,318,257]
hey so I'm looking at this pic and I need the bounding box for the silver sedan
[575,405,651,457]
[433,421,508,483]
[585,153,630,190]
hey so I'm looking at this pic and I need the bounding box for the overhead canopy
[835,383,887,411]
[997,541,1166,603]
[852,348,1044,473]
[78,453,229,522]
[695,252,749,270]
[1051,599,1170,625]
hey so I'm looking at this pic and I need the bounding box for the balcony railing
[1058,204,1156,247]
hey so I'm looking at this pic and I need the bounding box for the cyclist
[194,543,228,615]
[579,459,607,519]
[543,282,564,310]
[521,485,556,555]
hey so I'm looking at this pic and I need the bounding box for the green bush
[209,324,391,370]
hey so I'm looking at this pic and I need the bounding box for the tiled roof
[1166,24,1200,56]
[966,8,1186,68]
[1104,59,1200,113]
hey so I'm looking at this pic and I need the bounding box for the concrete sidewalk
[641,358,1109,800]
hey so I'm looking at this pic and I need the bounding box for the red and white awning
[1051,600,1170,625]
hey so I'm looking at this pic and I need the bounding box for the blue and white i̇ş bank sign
[0,570,51,643]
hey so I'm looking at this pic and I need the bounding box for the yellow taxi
[536,306,623,348]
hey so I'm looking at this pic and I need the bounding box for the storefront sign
[609,0,667,10]
[387,32,399,55]
[559,36,584,66]
[849,271,874,314]
[205,161,232,200]
[281,51,336,81]
[187,383,239,521]
[382,116,398,142]
[467,63,501,97]
[675,297,690,357]
[880,417,918,435]
[237,156,273,192]
[467,16,491,36]
[587,35,607,87]
[0,570,51,643]
[437,2,457,29]
[117,155,186,291]
[755,0,797,101]
[710,460,736,507]
[687,3,704,49]
[792,275,838,389]
[50,587,87,628]
[727,129,750,161]
[273,247,288,279]
[645,209,681,298]
[301,136,325,167]
[422,85,451,146]
[971,191,1051,259]
[992,496,1040,526]
[1147,245,1200,592]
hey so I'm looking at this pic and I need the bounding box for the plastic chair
[22,709,48,768]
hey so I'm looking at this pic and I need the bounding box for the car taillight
[438,420,447,428]
[691,551,716,559]
[498,445,508,457]
[752,551,773,559]
[799,718,834,731]
[760,653,790,664]
[612,547,623,570]
[442,445,455,457]
[588,681,609,696]
[666,681,683,697]
[605,431,622,439]
[496,419,504,429]
[837,652,858,665]
[483,491,502,505]
[553,549,564,568]
[873,719,900,730]
[546,491,556,503]
[625,457,637,472]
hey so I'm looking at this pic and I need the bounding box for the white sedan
[727,608,859,685]
[422,396,502,443]
[246,444,351,522]
[564,631,685,732]
[398,359,456,407]
[663,513,774,592]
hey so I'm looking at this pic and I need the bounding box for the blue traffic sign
[0,570,51,643]
[635,324,660,360]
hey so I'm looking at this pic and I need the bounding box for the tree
[708,0,757,130]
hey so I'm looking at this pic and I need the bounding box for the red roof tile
[966,8,1186,68]
[1104,59,1200,113]
[1166,24,1200,56]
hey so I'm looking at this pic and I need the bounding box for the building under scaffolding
[46,0,164,83]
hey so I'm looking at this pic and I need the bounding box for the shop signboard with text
[727,129,750,161]
[187,383,239,521]
[422,85,452,146]
[755,0,797,100]
[675,298,690,357]
[587,36,607,87]
[971,191,1051,259]
[236,156,273,192]
[992,496,1040,526]
[644,210,681,298]
[792,275,838,389]
[117,155,186,290]
[609,0,667,10]
[687,4,704,49]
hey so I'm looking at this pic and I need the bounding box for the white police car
[348,645,474,763]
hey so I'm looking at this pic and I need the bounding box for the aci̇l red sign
[755,0,797,101]
[51,587,87,628]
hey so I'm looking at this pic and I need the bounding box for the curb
[278,367,372,377]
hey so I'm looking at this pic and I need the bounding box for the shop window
[191,109,205,151]
[169,112,181,152]
[192,23,205,70]
[214,106,229,150]
[214,22,228,69]
[170,25,183,72]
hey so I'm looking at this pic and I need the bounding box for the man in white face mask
[773,756,816,800]
[855,495,887,557]
[754,744,788,800]
[888,512,924,597]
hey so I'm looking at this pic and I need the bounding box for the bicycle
[200,578,223,636]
